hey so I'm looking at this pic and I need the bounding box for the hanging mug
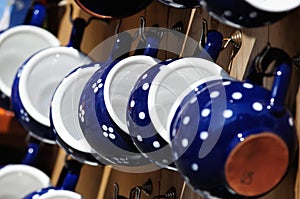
[126,29,230,170]
[11,17,93,144]
[78,28,161,170]
[168,45,298,198]
[50,30,134,166]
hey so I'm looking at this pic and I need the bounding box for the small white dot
[102,125,108,131]
[97,79,102,83]
[137,135,143,142]
[81,109,85,116]
[289,117,294,127]
[249,11,258,18]
[200,131,209,140]
[189,96,197,104]
[232,92,243,100]
[139,112,146,119]
[130,100,135,108]
[243,83,253,89]
[153,141,160,148]
[237,133,243,138]
[98,83,103,88]
[183,116,190,125]
[108,127,114,133]
[25,117,30,122]
[240,138,245,142]
[191,163,199,171]
[252,102,263,111]
[181,138,189,148]
[103,132,108,137]
[277,71,282,76]
[162,159,169,164]
[210,91,220,99]
[92,83,96,88]
[20,109,24,114]
[142,74,148,79]
[201,108,210,117]
[93,87,99,93]
[142,83,150,90]
[222,81,231,86]
[79,105,83,111]
[109,133,116,139]
[223,109,233,118]
[224,10,232,17]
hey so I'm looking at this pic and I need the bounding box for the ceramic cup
[200,0,300,28]
[49,30,134,165]
[23,189,83,199]
[0,25,60,110]
[11,18,92,144]
[0,164,51,199]
[167,46,298,198]
[79,31,161,170]
[126,30,228,170]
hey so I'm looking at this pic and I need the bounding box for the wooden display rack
[0,0,299,198]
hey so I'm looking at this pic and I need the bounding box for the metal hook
[115,18,123,34]
[113,183,119,199]
[153,187,176,199]
[199,19,208,48]
[292,54,300,70]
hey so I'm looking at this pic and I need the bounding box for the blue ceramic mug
[11,18,92,144]
[200,0,300,28]
[126,30,230,170]
[0,2,59,111]
[168,46,298,198]
[49,30,135,166]
[78,29,162,170]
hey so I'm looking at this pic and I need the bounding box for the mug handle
[106,31,133,63]
[245,44,292,113]
[193,30,223,62]
[56,158,83,191]
[26,1,47,27]
[67,17,88,51]
[21,136,40,166]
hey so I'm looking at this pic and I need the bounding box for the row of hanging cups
[0,5,298,199]
[73,0,300,28]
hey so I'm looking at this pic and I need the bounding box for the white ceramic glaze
[245,0,300,12]
[0,164,51,199]
[0,25,60,97]
[103,55,160,134]
[38,190,83,199]
[51,66,99,155]
[148,57,230,143]
[18,46,92,127]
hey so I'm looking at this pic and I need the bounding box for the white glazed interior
[0,164,51,199]
[0,25,60,97]
[245,0,300,12]
[104,55,160,134]
[51,66,99,154]
[19,46,92,127]
[38,190,83,199]
[148,57,229,143]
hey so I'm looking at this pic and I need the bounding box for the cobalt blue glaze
[21,140,40,166]
[168,49,298,198]
[79,32,160,167]
[200,0,300,28]
[126,30,227,170]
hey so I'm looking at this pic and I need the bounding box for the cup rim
[37,189,83,199]
[148,57,229,143]
[0,164,51,187]
[51,66,99,154]
[0,25,60,97]
[18,46,89,127]
[103,55,160,134]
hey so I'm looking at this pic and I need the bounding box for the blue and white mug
[168,46,298,198]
